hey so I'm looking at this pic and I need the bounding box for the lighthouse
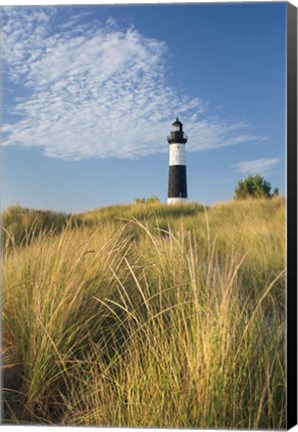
[167,118,188,204]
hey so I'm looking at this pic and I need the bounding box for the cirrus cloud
[2,7,267,160]
[234,157,281,174]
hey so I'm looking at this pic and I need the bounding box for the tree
[272,187,279,197]
[234,175,278,200]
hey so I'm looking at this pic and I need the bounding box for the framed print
[1,1,297,429]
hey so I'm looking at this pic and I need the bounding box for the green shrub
[134,196,161,204]
[234,175,279,200]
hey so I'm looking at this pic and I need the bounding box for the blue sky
[2,3,286,212]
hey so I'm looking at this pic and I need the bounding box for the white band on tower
[169,144,186,166]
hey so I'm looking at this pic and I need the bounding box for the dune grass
[1,197,286,428]
[2,204,85,249]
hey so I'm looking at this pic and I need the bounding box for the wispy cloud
[234,158,281,174]
[3,7,267,160]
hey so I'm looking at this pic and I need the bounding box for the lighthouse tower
[167,118,188,204]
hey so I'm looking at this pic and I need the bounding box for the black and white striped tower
[167,118,188,204]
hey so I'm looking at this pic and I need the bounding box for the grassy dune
[2,198,286,427]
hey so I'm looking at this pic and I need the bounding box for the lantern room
[167,117,188,144]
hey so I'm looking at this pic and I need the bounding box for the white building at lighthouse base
[167,197,188,205]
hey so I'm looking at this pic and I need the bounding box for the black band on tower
[168,165,187,198]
